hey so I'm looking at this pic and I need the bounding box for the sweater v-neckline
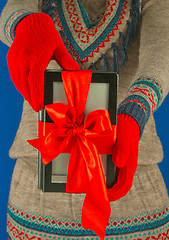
[76,0,107,29]
[56,0,127,62]
[42,0,141,70]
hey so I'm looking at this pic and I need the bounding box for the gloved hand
[6,13,80,112]
[108,113,140,201]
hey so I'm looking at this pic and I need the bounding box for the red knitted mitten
[108,113,140,201]
[7,13,80,112]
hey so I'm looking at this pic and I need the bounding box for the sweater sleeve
[118,0,169,136]
[0,0,40,47]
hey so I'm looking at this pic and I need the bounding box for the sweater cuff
[4,10,36,44]
[117,76,164,137]
[118,101,146,137]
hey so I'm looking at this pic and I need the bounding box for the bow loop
[85,109,112,135]
[45,103,68,129]
[65,105,78,129]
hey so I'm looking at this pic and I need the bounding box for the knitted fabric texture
[4,10,36,44]
[118,76,164,136]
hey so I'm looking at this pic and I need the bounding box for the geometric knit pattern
[55,0,127,60]
[7,201,169,238]
[42,0,141,70]
[126,76,163,116]
[4,10,35,44]
[118,76,164,136]
[6,226,169,240]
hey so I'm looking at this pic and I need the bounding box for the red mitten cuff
[15,13,56,40]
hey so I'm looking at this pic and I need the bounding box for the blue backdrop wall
[0,1,169,239]
[0,2,23,239]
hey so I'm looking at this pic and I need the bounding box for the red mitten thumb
[112,114,140,168]
[107,114,140,201]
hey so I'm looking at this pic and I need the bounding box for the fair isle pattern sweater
[0,0,169,164]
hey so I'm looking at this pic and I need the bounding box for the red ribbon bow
[28,70,117,240]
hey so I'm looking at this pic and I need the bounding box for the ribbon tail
[82,180,110,240]
[27,137,44,150]
[40,136,71,165]
[28,135,71,165]
[66,137,90,193]
[80,137,111,240]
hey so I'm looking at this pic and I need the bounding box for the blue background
[0,0,169,239]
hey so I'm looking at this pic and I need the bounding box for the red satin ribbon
[28,70,117,240]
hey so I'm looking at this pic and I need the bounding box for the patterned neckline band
[42,0,141,72]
